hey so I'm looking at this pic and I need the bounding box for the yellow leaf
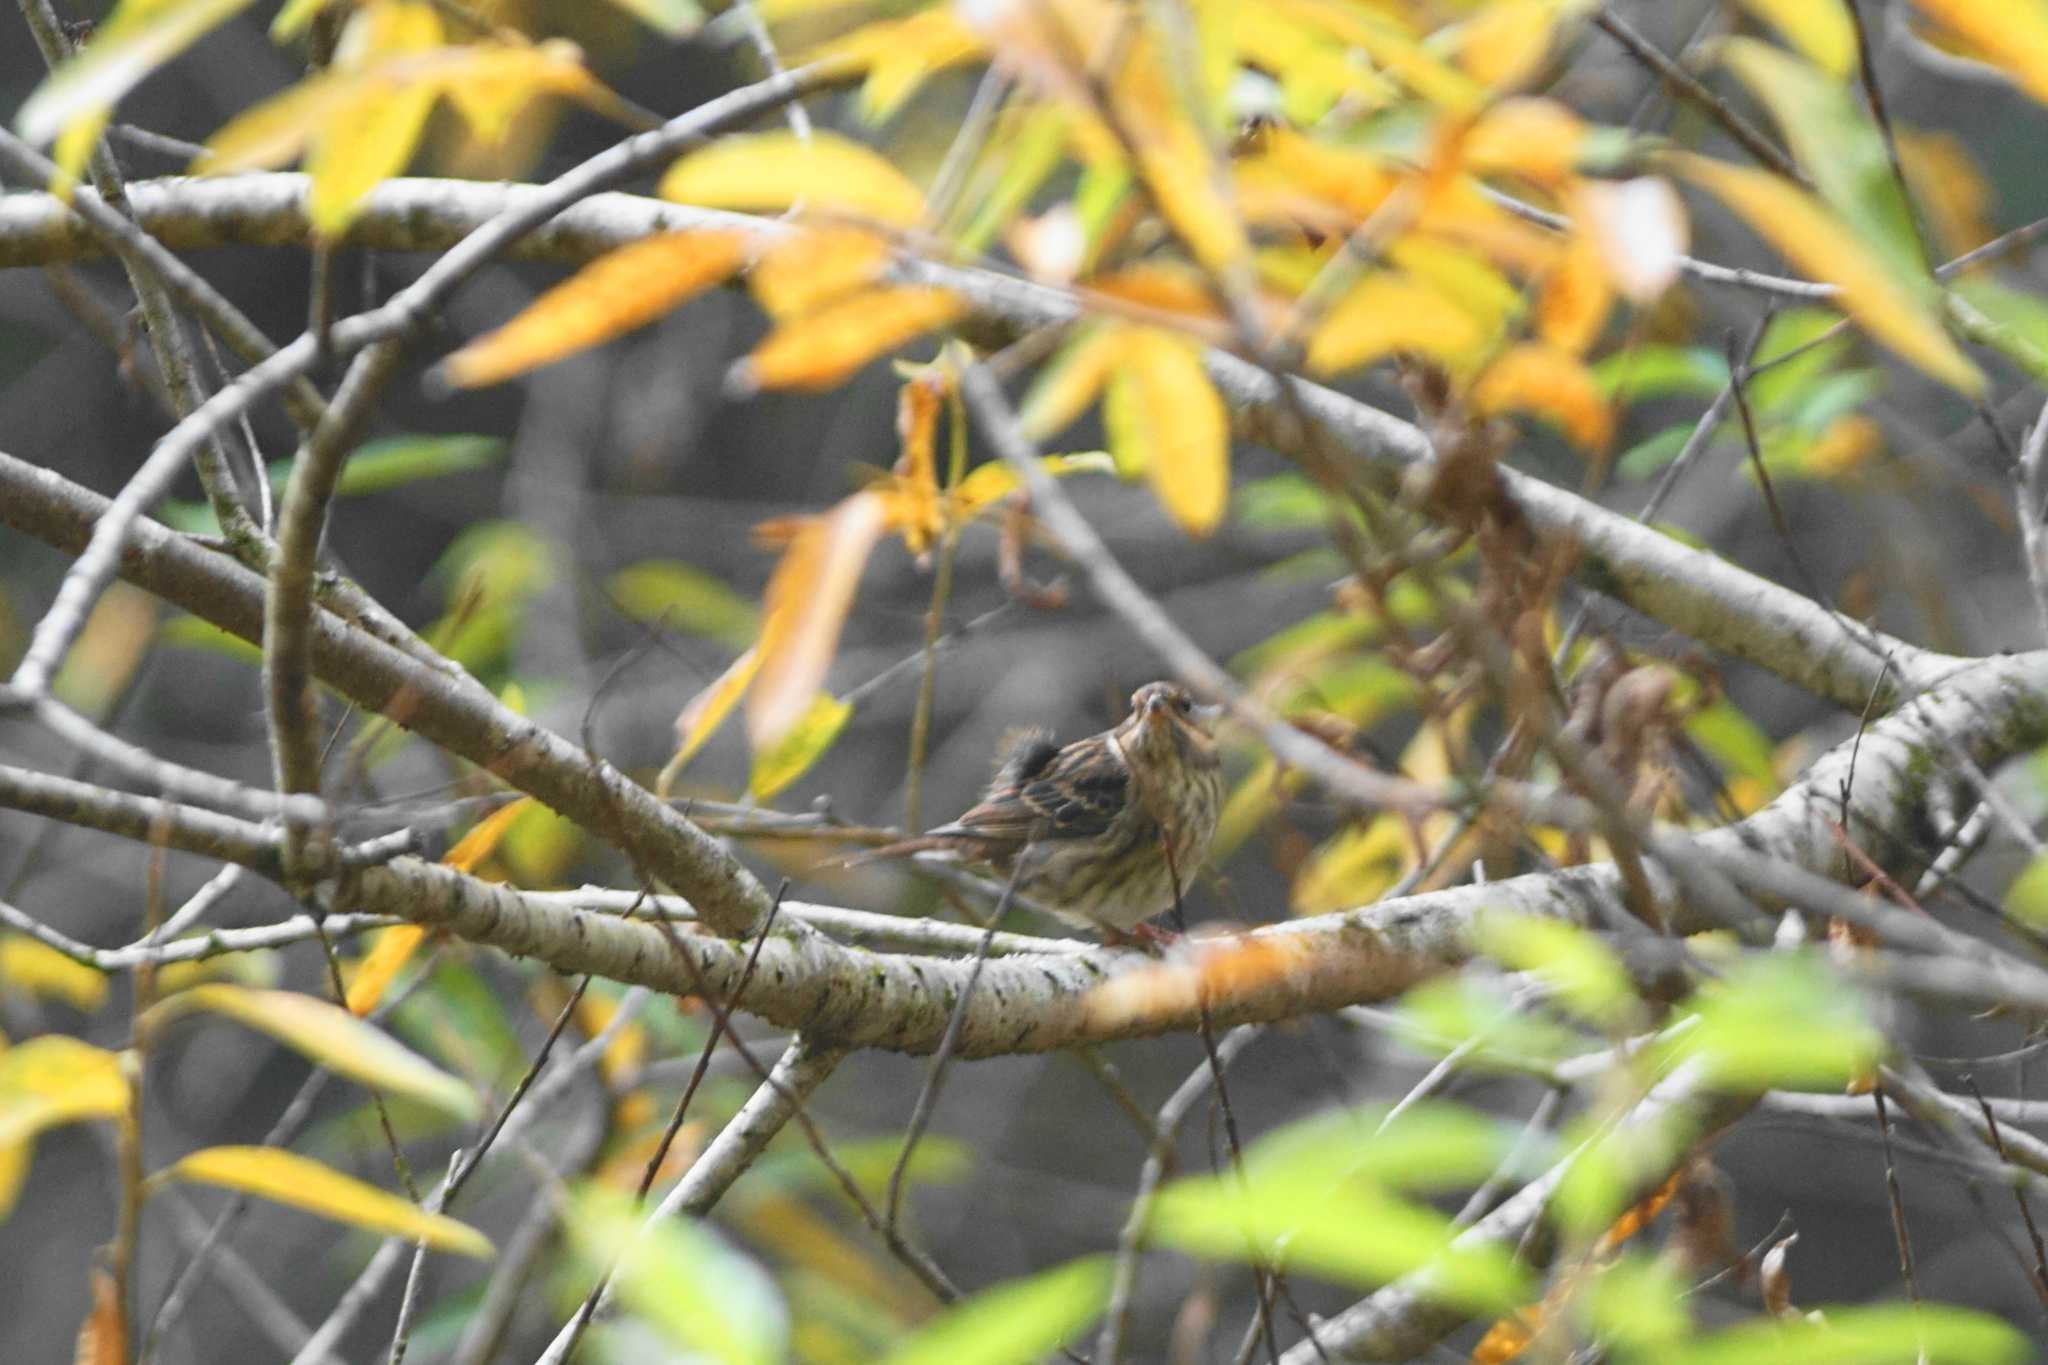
[749,226,892,319]
[1291,814,1412,913]
[738,287,966,391]
[660,130,927,227]
[0,937,107,1011]
[1306,273,1491,374]
[1019,323,1121,440]
[440,40,619,146]
[1462,97,1585,183]
[1235,129,1396,228]
[1735,0,1855,77]
[663,646,762,792]
[144,985,479,1121]
[750,693,854,799]
[199,39,625,181]
[15,0,262,149]
[298,3,445,234]
[1117,329,1230,536]
[443,796,537,873]
[1270,0,1483,112]
[0,1134,24,1220]
[946,452,1114,521]
[749,492,889,749]
[1126,112,1250,272]
[1472,344,1613,451]
[1672,153,1982,393]
[0,1036,127,1149]
[1459,0,1567,89]
[305,84,440,234]
[807,8,984,122]
[160,1146,491,1258]
[442,231,749,388]
[344,925,428,1018]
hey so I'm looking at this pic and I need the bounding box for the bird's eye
[1173,694,1192,714]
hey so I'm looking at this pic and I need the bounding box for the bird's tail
[840,836,951,868]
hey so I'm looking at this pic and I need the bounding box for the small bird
[860,682,1226,942]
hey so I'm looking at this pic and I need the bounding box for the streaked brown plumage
[862,682,1225,938]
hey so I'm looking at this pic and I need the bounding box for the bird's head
[1126,682,1221,751]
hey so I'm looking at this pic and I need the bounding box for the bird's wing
[933,737,1128,843]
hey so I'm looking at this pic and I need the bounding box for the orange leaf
[1672,153,1981,393]
[75,1266,126,1365]
[1472,344,1613,451]
[1087,262,1224,321]
[748,492,890,749]
[663,646,762,792]
[441,231,749,388]
[1910,0,2048,101]
[1595,1166,1686,1253]
[1536,231,1612,354]
[748,226,891,319]
[345,925,427,1017]
[892,374,946,555]
[1307,273,1491,374]
[737,287,966,391]
[1117,328,1230,536]
[660,130,927,227]
[1469,1305,1541,1364]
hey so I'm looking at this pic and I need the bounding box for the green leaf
[1580,1253,1691,1354]
[158,1145,491,1258]
[1150,1161,1528,1310]
[568,1183,788,1365]
[1473,911,1634,1027]
[1659,1303,2029,1365]
[1948,278,2048,383]
[145,985,480,1121]
[1235,472,1334,529]
[750,1134,974,1205]
[1393,975,1585,1072]
[606,561,760,645]
[599,0,705,37]
[953,106,1069,255]
[1686,699,1778,786]
[2007,851,2048,930]
[324,434,504,497]
[1747,309,1852,414]
[16,0,259,148]
[878,1257,1110,1365]
[1236,1102,1539,1193]
[1615,423,1705,480]
[749,692,852,800]
[1720,38,1928,284]
[391,960,523,1089]
[159,615,262,665]
[1593,344,1729,401]
[1660,953,1882,1091]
